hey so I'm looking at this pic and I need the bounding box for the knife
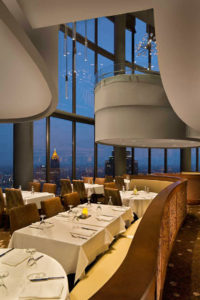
[30,276,65,282]
[81,227,97,232]
[0,248,14,257]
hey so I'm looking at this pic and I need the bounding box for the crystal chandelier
[136,33,157,57]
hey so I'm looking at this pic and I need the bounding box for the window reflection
[97,144,114,177]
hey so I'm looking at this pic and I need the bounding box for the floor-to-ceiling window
[33,119,46,182]
[151,148,165,173]
[134,148,148,174]
[167,149,180,173]
[0,124,13,188]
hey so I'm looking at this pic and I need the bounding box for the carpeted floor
[0,228,10,248]
[163,205,200,299]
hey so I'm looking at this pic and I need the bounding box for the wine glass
[26,249,36,267]
[96,202,102,217]
[68,204,73,213]
[40,214,46,225]
[0,271,9,289]
[87,196,91,206]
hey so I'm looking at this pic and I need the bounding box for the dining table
[0,248,69,300]
[9,204,133,282]
[84,183,104,196]
[120,190,158,218]
[3,191,55,209]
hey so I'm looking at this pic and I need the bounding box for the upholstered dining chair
[105,175,114,183]
[115,176,125,191]
[63,192,80,210]
[10,203,40,234]
[104,182,116,189]
[28,181,41,192]
[41,197,64,218]
[60,179,72,197]
[0,188,5,226]
[104,188,122,206]
[83,177,93,184]
[5,188,24,214]
[72,180,87,203]
[42,183,57,194]
[94,178,105,185]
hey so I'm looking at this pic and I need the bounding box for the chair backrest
[60,179,72,197]
[95,178,105,185]
[63,192,80,210]
[42,183,57,194]
[10,203,40,234]
[105,175,114,183]
[0,187,5,213]
[41,197,64,218]
[73,180,87,200]
[28,182,41,192]
[104,188,122,206]
[83,177,93,184]
[115,176,125,191]
[104,182,116,189]
[5,188,24,213]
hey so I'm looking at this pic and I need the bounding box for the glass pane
[151,54,159,71]
[76,19,95,42]
[134,148,148,174]
[76,123,94,178]
[135,18,148,68]
[167,149,180,173]
[151,149,165,173]
[76,42,95,117]
[98,54,114,81]
[33,119,46,182]
[97,144,114,177]
[50,118,72,191]
[0,124,13,188]
[198,148,200,171]
[126,147,132,174]
[125,29,132,62]
[191,148,197,171]
[58,30,72,112]
[98,17,114,53]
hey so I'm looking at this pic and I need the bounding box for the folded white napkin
[96,216,113,222]
[32,222,54,229]
[112,207,127,212]
[70,228,94,237]
[19,281,63,299]
[2,249,30,266]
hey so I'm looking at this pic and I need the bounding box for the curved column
[95,74,200,148]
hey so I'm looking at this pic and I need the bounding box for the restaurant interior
[1,0,200,299]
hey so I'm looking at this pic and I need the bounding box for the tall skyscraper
[50,148,60,185]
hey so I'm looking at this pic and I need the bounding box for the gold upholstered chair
[10,203,40,234]
[105,175,114,183]
[63,192,80,210]
[115,176,125,191]
[28,181,41,192]
[94,178,105,185]
[42,183,57,194]
[72,180,87,202]
[104,182,116,189]
[83,177,94,184]
[60,179,72,197]
[5,188,24,214]
[104,188,122,206]
[41,197,64,218]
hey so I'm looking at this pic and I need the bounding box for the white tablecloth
[0,248,69,300]
[84,183,104,196]
[9,204,133,282]
[3,191,55,209]
[120,190,157,218]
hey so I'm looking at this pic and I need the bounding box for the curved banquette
[70,175,187,300]
[154,172,200,205]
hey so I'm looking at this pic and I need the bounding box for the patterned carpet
[163,205,200,300]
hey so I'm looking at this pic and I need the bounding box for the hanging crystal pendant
[63,26,68,56]
[65,74,68,99]
[72,22,76,41]
[84,20,88,61]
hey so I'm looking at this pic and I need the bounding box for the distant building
[50,148,60,185]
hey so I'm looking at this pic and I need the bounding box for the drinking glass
[87,196,91,206]
[40,214,46,225]
[68,205,73,213]
[122,186,125,193]
[146,186,150,193]
[96,202,102,217]
[26,249,36,267]
[0,271,9,289]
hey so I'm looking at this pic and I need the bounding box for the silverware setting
[81,227,97,232]
[70,233,88,240]
[29,226,43,230]
[30,276,65,282]
[0,248,14,257]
